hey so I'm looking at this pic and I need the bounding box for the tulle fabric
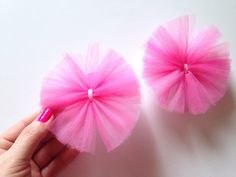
[40,45,140,152]
[143,16,230,114]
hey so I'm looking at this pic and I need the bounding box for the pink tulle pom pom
[40,45,140,153]
[143,16,230,115]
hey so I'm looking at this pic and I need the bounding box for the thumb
[9,109,53,159]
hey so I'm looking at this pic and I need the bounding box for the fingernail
[37,108,53,123]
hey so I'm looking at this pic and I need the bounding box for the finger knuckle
[21,125,38,138]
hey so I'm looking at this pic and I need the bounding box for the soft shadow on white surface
[147,86,236,177]
[153,87,235,150]
[58,111,162,177]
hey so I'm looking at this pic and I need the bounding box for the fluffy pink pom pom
[143,16,230,115]
[40,45,140,153]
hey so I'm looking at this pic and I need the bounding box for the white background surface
[0,0,236,177]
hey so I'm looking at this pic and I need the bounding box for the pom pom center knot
[88,88,93,100]
[183,63,189,74]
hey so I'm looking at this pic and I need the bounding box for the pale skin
[0,111,79,177]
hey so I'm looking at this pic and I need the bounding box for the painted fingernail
[37,108,53,123]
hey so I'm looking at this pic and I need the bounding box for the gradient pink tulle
[40,45,140,152]
[143,16,230,114]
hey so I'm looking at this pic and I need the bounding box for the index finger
[1,110,41,143]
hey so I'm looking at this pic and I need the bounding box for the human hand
[0,109,78,177]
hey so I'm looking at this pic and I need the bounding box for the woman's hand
[0,109,78,177]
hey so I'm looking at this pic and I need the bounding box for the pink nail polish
[37,108,53,123]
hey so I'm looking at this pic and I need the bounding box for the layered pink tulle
[40,45,140,152]
[143,16,230,114]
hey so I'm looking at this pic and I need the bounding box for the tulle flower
[143,16,230,114]
[40,45,140,152]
